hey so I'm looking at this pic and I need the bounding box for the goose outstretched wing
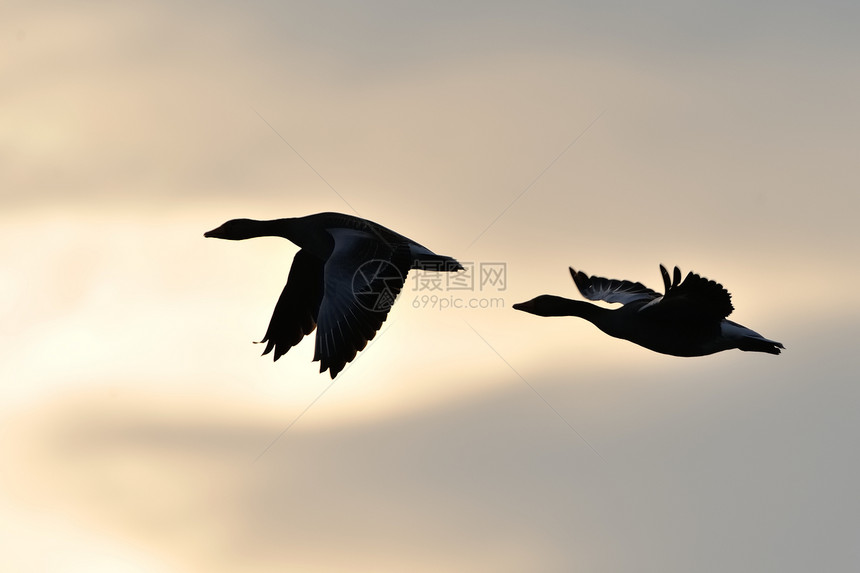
[569,267,661,305]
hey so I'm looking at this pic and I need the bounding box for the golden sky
[2,1,860,571]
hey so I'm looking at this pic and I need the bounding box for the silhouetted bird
[514,265,784,356]
[205,212,463,378]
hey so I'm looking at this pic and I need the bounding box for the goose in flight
[513,265,784,356]
[205,212,463,377]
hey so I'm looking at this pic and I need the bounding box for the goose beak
[512,300,533,312]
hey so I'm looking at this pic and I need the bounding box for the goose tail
[723,320,784,355]
[738,336,785,355]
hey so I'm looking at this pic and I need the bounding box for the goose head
[513,295,568,317]
[204,219,261,240]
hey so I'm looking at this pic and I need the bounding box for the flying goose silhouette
[513,265,784,356]
[205,212,463,377]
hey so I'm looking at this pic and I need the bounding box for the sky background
[3,0,859,571]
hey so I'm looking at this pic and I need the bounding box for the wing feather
[569,267,660,306]
[642,266,734,321]
[259,249,323,360]
[314,229,412,378]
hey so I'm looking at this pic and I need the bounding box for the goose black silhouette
[205,212,463,377]
[513,265,784,356]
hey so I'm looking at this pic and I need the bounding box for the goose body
[513,265,783,356]
[205,212,462,377]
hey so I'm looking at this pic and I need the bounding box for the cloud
[5,316,858,571]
